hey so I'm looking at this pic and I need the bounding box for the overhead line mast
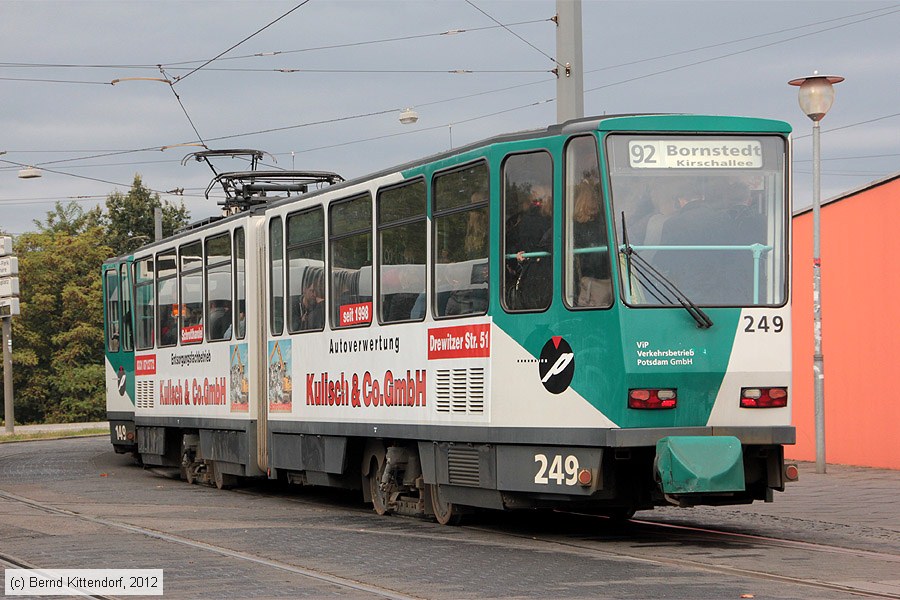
[555,0,585,123]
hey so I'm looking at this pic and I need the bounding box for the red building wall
[790,175,900,469]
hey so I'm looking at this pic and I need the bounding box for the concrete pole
[556,0,584,124]
[154,207,163,241]
[812,119,826,474]
[3,317,13,434]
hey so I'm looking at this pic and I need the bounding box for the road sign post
[1,236,17,433]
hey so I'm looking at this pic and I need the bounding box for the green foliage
[99,174,190,256]
[0,174,192,424]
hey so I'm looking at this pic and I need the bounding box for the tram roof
[106,112,790,260]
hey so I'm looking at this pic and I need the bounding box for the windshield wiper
[621,213,713,329]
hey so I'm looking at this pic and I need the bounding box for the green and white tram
[106,114,795,522]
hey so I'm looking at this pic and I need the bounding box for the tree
[1,176,193,424]
[101,174,189,256]
[9,202,111,423]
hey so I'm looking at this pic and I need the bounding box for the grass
[0,428,108,443]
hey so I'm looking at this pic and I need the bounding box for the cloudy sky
[2,0,898,236]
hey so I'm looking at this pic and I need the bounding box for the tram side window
[156,249,177,347]
[270,217,285,336]
[330,194,373,328]
[205,233,232,342]
[502,152,553,312]
[104,270,120,353]
[287,207,325,333]
[234,228,246,339]
[179,241,204,345]
[119,263,134,351]
[564,136,612,308]
[433,163,489,318]
[377,180,426,323]
[134,257,155,350]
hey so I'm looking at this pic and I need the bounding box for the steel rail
[0,489,423,600]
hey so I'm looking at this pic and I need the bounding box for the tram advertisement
[134,346,250,417]
[282,320,492,423]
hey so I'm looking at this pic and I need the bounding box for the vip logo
[539,336,575,394]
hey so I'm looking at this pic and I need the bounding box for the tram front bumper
[655,435,745,494]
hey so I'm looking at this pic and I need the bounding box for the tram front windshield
[606,135,787,307]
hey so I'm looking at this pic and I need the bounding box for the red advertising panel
[135,354,157,376]
[428,323,491,360]
[180,324,203,344]
[339,302,373,327]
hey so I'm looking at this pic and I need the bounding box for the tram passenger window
[287,208,325,333]
[270,217,285,336]
[134,257,155,350]
[156,249,177,347]
[119,263,134,351]
[502,152,553,312]
[205,233,232,342]
[104,270,120,353]
[233,228,246,339]
[377,180,426,323]
[329,194,373,328]
[179,241,203,345]
[564,136,612,309]
[433,163,489,318]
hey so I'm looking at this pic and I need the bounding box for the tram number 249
[534,453,580,486]
[743,315,785,333]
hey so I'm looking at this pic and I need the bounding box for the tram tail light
[628,388,677,409]
[740,387,788,408]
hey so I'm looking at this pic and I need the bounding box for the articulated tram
[104,114,795,523]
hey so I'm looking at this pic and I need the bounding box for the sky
[1,0,898,236]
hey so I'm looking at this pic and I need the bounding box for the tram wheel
[429,483,461,526]
[181,464,196,485]
[210,461,237,490]
[367,457,391,516]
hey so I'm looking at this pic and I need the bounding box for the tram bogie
[105,114,795,523]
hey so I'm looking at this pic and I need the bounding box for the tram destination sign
[628,139,763,169]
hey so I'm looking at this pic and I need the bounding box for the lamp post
[788,71,843,475]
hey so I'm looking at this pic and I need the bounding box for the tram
[104,114,795,523]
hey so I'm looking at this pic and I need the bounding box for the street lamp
[17,166,42,179]
[788,71,844,475]
[399,108,418,125]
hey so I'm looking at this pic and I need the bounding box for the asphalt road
[1,436,897,599]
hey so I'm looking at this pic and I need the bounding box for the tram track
[0,550,119,600]
[3,442,898,599]
[464,512,900,599]
[0,488,422,600]
[227,481,900,599]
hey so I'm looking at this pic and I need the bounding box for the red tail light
[628,388,677,409]
[740,387,788,408]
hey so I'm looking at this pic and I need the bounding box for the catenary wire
[174,1,311,84]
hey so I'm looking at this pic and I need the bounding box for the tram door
[104,261,136,451]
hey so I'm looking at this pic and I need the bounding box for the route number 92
[534,454,580,486]
[743,315,784,333]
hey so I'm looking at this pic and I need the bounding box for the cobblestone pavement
[0,437,897,599]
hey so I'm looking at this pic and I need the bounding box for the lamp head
[788,71,844,122]
[399,108,419,125]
